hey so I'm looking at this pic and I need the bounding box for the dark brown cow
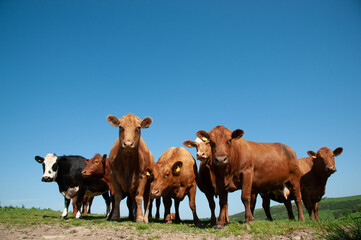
[257,146,343,221]
[183,137,230,225]
[300,146,343,220]
[197,126,305,228]
[107,113,155,223]
[147,147,200,226]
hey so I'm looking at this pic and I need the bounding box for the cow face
[147,161,183,199]
[34,153,59,182]
[107,113,152,151]
[183,138,212,162]
[307,147,343,175]
[82,154,107,178]
[196,126,244,166]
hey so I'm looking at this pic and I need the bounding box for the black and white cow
[35,153,111,219]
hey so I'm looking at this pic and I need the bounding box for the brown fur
[147,147,200,226]
[197,126,305,228]
[183,138,230,225]
[107,113,155,223]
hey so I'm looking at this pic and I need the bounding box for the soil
[0,223,321,240]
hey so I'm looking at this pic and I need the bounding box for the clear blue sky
[1,0,360,219]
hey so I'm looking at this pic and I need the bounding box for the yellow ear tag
[202,137,208,142]
[176,166,181,172]
[146,171,151,176]
[188,144,193,148]
[312,156,317,159]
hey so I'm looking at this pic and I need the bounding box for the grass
[1,197,360,239]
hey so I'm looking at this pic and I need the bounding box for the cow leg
[225,202,230,224]
[155,198,161,221]
[107,194,115,221]
[127,196,134,221]
[147,198,153,223]
[82,196,88,215]
[204,191,216,225]
[71,196,77,216]
[290,178,305,221]
[135,175,148,223]
[174,198,181,223]
[61,198,71,219]
[87,197,94,214]
[188,184,200,226]
[284,198,295,220]
[215,192,228,229]
[101,192,111,218]
[261,195,273,221]
[110,179,123,221]
[314,202,321,221]
[241,173,254,223]
[163,196,172,223]
[75,190,85,219]
[250,192,257,215]
[143,181,152,223]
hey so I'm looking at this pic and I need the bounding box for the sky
[1,0,360,220]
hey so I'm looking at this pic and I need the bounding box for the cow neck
[117,146,141,171]
[310,158,330,187]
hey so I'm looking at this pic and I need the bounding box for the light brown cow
[147,147,200,226]
[71,195,93,216]
[107,113,155,223]
[183,137,230,225]
[197,126,305,228]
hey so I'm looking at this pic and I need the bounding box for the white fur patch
[75,211,81,219]
[61,207,68,218]
[195,138,202,144]
[61,186,79,199]
[42,153,58,181]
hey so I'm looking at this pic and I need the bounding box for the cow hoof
[60,216,68,220]
[214,224,224,229]
[166,221,172,224]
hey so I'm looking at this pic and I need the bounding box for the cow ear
[183,140,196,148]
[172,161,183,176]
[35,156,44,163]
[196,130,210,142]
[141,117,152,128]
[334,147,343,157]
[307,151,317,159]
[107,115,120,127]
[145,168,154,180]
[102,154,107,162]
[84,159,89,165]
[232,129,244,140]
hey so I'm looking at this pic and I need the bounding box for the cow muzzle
[151,190,161,199]
[122,141,136,150]
[42,176,53,182]
[214,155,229,165]
[327,166,336,174]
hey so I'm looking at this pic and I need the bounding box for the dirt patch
[0,223,320,240]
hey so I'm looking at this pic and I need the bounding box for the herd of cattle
[34,113,343,229]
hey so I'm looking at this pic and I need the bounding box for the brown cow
[301,146,343,220]
[183,137,230,225]
[257,146,343,221]
[197,126,305,228]
[107,113,155,223]
[146,147,200,226]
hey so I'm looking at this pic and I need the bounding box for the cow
[255,146,343,221]
[300,146,343,220]
[146,147,200,226]
[196,126,305,228]
[183,137,230,225]
[107,113,155,223]
[34,154,111,219]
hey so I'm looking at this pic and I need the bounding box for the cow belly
[85,190,106,197]
[61,187,79,199]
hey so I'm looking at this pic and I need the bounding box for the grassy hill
[229,195,361,222]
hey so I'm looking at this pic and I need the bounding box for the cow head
[82,154,107,178]
[107,113,152,151]
[307,147,343,176]
[183,137,212,162]
[146,161,183,199]
[34,153,60,182]
[196,126,244,166]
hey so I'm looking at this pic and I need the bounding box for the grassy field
[0,196,360,239]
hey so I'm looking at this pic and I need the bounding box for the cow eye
[206,141,210,145]
[164,173,170,178]
[227,139,232,145]
[95,161,99,164]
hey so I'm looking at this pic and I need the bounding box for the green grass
[1,195,360,239]
[229,195,361,222]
